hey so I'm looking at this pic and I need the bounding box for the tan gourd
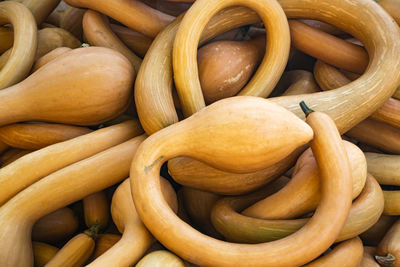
[137,0,400,137]
[0,120,142,206]
[0,1,37,89]
[89,234,121,261]
[32,47,72,71]
[211,174,383,244]
[136,250,185,267]
[298,19,345,35]
[45,231,95,267]
[0,123,92,150]
[0,149,31,167]
[32,207,79,244]
[110,24,152,58]
[87,177,178,267]
[83,190,110,230]
[360,215,397,246]
[33,242,59,267]
[173,0,290,117]
[365,153,400,186]
[0,27,13,54]
[377,0,400,25]
[276,70,320,96]
[59,6,85,40]
[130,100,355,266]
[82,10,142,74]
[377,218,400,267]
[0,46,134,126]
[289,20,368,74]
[64,0,174,38]
[346,119,400,154]
[197,35,265,104]
[142,0,191,16]
[12,0,61,24]
[167,147,302,195]
[359,246,380,267]
[242,141,367,219]
[0,134,146,267]
[303,237,363,267]
[383,191,400,216]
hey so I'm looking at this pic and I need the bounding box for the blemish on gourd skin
[144,156,163,174]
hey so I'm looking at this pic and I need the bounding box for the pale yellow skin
[136,251,185,267]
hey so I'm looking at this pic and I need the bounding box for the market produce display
[0,0,399,266]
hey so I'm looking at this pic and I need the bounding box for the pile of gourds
[0,0,399,266]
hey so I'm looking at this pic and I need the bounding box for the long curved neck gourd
[0,47,134,126]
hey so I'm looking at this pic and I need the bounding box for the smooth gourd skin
[32,242,59,267]
[83,190,110,230]
[377,218,400,267]
[0,47,134,126]
[32,47,72,72]
[136,250,185,267]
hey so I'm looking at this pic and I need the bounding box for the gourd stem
[375,253,395,267]
[299,101,315,117]
[84,224,100,239]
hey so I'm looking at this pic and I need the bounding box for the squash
[167,147,302,195]
[0,46,134,126]
[0,27,13,54]
[365,153,400,186]
[32,47,72,71]
[89,234,121,261]
[0,134,146,267]
[298,19,345,35]
[197,35,265,104]
[45,230,95,267]
[129,99,356,266]
[346,119,400,154]
[137,0,400,136]
[0,123,92,150]
[87,177,178,267]
[211,174,383,244]
[32,242,59,267]
[136,250,185,267]
[377,218,400,267]
[0,1,37,89]
[360,246,380,267]
[0,149,31,167]
[242,141,367,219]
[360,215,398,246]
[275,70,320,96]
[83,190,109,231]
[110,24,152,58]
[303,237,363,267]
[32,207,78,244]
[14,0,61,24]
[377,0,400,25]
[82,10,142,74]
[59,6,85,40]
[0,120,142,206]
[313,60,400,129]
[173,0,290,117]
[64,0,174,38]
[142,0,191,16]
[383,191,400,216]
[289,20,368,74]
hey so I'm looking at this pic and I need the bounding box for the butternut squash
[83,190,109,231]
[383,191,400,216]
[0,134,146,267]
[346,119,400,154]
[360,246,380,267]
[0,120,142,206]
[137,0,400,136]
[130,100,355,266]
[82,10,142,74]
[0,27,13,54]
[0,1,37,89]
[136,250,185,267]
[242,141,367,219]
[313,60,400,129]
[32,207,78,244]
[0,46,134,126]
[89,234,121,261]
[13,0,61,25]
[212,174,383,244]
[45,231,95,267]
[0,123,92,150]
[110,24,152,58]
[32,47,72,71]
[32,242,59,267]
[303,237,363,267]
[167,147,302,195]
[289,20,368,74]
[197,35,265,104]
[365,153,400,186]
[173,0,290,117]
[360,215,398,246]
[87,177,178,267]
[377,218,400,267]
[64,0,174,38]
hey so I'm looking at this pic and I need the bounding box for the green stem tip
[375,253,395,267]
[84,224,100,239]
[299,101,314,117]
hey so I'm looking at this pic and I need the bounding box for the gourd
[0,46,134,126]
[83,190,109,230]
[0,123,92,150]
[129,99,353,266]
[377,218,400,267]
[136,250,185,267]
[359,246,380,267]
[32,242,59,267]
[12,0,61,24]
[0,120,143,206]
[360,215,397,246]
[0,27,13,54]
[0,134,146,267]
[275,70,320,96]
[89,234,121,261]
[365,153,400,186]
[32,47,72,71]
[110,24,152,58]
